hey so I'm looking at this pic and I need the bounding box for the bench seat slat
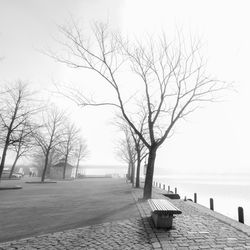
[148,199,182,215]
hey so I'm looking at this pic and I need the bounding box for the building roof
[52,162,74,169]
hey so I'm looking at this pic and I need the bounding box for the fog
[1,0,250,175]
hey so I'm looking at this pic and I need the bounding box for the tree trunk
[9,154,20,179]
[41,153,49,182]
[0,132,11,179]
[131,162,135,187]
[135,151,141,188]
[75,158,80,178]
[127,163,131,181]
[0,144,9,180]
[0,97,20,180]
[63,155,68,179]
[143,146,157,199]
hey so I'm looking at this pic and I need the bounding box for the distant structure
[50,161,75,179]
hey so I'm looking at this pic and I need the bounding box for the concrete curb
[0,186,22,190]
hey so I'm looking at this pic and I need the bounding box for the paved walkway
[1,183,250,249]
[133,187,250,250]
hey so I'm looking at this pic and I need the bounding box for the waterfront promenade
[0,178,250,249]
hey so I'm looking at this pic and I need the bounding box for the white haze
[0,0,250,175]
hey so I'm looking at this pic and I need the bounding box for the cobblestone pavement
[0,219,154,250]
[1,185,250,249]
[133,187,250,250]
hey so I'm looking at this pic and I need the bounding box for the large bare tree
[0,82,38,179]
[33,106,65,182]
[49,22,226,198]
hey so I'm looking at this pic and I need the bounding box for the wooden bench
[148,199,182,229]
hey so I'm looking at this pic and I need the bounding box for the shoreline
[154,177,250,226]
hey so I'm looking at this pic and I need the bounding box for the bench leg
[151,213,174,229]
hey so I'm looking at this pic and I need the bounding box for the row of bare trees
[0,82,88,181]
[34,106,88,181]
[47,21,226,198]
[115,115,147,188]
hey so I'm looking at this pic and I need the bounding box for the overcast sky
[1,0,250,174]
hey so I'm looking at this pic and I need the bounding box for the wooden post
[159,183,161,189]
[210,198,214,211]
[175,187,177,194]
[163,184,165,190]
[168,186,170,193]
[194,193,197,203]
[238,207,244,224]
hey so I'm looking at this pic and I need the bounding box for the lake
[154,173,250,225]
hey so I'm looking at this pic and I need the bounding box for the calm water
[154,174,250,225]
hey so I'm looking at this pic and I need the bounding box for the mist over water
[154,173,250,225]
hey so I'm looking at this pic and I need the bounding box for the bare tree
[130,127,148,188]
[0,82,38,179]
[49,22,227,198]
[115,113,148,187]
[32,148,59,177]
[74,138,88,178]
[57,122,80,179]
[8,121,37,178]
[33,106,65,182]
[115,127,136,184]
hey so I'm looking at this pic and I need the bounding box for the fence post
[238,207,244,224]
[175,187,177,194]
[163,184,165,190]
[210,198,214,211]
[159,183,161,189]
[194,193,197,203]
[168,186,170,193]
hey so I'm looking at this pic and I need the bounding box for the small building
[50,161,75,179]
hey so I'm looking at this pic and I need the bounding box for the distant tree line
[0,82,88,182]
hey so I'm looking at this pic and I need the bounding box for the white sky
[0,0,250,174]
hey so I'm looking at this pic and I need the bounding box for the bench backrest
[148,199,182,215]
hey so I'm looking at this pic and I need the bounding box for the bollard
[194,193,197,203]
[238,207,244,224]
[168,186,170,193]
[159,183,161,189]
[175,187,177,194]
[163,184,165,190]
[210,198,214,211]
